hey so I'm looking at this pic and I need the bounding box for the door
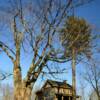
[58,95,62,100]
[64,96,69,100]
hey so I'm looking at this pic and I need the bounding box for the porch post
[62,96,64,100]
[69,96,71,100]
[44,97,46,100]
[54,95,57,100]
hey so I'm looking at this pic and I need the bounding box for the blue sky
[0,0,100,96]
[75,0,100,27]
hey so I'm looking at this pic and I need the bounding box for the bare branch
[0,42,15,62]
[0,71,12,80]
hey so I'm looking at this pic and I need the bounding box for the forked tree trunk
[14,85,22,100]
[13,60,22,100]
[21,84,32,100]
[13,77,32,100]
[14,84,32,100]
[72,49,76,100]
[13,61,32,100]
[13,69,33,99]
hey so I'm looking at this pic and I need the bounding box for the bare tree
[0,0,93,99]
[81,59,100,100]
[0,0,73,99]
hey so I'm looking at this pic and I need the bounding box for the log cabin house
[36,80,81,100]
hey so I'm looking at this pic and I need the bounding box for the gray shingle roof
[46,80,72,89]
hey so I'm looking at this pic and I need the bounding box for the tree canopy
[60,16,92,60]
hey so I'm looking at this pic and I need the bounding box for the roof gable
[43,80,72,89]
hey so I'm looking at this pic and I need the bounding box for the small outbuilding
[36,80,81,100]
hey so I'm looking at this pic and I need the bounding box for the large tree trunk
[13,61,33,100]
[13,71,32,100]
[14,85,32,100]
[13,61,22,100]
[72,49,76,100]
[13,38,33,100]
[21,83,32,100]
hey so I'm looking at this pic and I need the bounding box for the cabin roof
[36,80,72,94]
[44,80,72,89]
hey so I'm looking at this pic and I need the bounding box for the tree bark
[13,61,33,100]
[13,61,22,100]
[96,91,100,100]
[13,77,32,100]
[14,85,32,100]
[21,83,32,100]
[72,49,76,100]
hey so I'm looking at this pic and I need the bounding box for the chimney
[63,80,67,84]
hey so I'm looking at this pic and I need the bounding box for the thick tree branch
[0,42,15,62]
